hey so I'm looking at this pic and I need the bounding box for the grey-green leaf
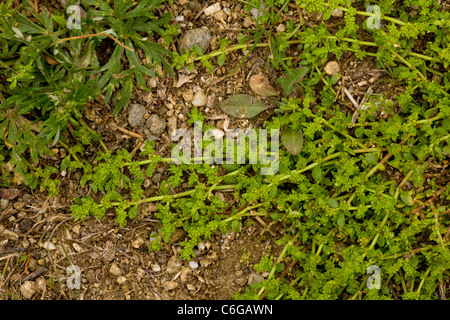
[219,94,272,118]
[281,128,304,155]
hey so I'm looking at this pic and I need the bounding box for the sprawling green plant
[1,0,449,300]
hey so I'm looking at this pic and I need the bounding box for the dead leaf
[175,73,196,88]
[44,54,59,66]
[219,94,273,119]
[249,74,278,97]
[0,188,20,200]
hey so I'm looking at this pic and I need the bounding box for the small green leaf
[270,213,283,221]
[281,128,303,155]
[277,67,308,96]
[322,9,332,20]
[217,53,226,66]
[328,198,339,208]
[219,94,272,118]
[365,153,377,165]
[312,165,322,182]
[337,212,345,226]
[355,126,364,138]
[275,263,284,272]
[400,192,414,206]
[128,205,139,219]
[231,219,241,232]
[160,180,169,195]
[145,163,155,178]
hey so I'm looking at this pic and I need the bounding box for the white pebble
[192,88,207,107]
[204,2,221,16]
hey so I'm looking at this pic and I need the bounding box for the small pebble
[117,276,127,285]
[178,27,212,55]
[151,263,161,272]
[192,88,207,107]
[166,256,183,274]
[128,104,147,128]
[146,114,166,135]
[204,2,221,16]
[131,237,144,249]
[331,8,344,18]
[42,241,56,250]
[20,281,36,299]
[72,243,83,252]
[324,61,340,75]
[276,24,286,32]
[248,273,264,286]
[109,263,122,277]
[243,16,253,28]
[35,277,46,293]
[164,281,178,291]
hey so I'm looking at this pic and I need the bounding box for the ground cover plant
[0,0,449,300]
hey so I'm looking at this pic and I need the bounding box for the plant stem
[335,6,406,26]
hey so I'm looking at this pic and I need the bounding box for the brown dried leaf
[175,73,196,88]
[44,54,59,66]
[249,74,279,97]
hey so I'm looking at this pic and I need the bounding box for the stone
[189,260,199,269]
[131,237,144,249]
[104,291,126,300]
[35,277,46,293]
[182,90,194,103]
[166,256,183,274]
[251,3,265,21]
[167,228,186,244]
[42,241,56,250]
[187,1,202,12]
[204,2,221,16]
[151,263,161,272]
[146,114,166,136]
[178,27,212,55]
[192,88,207,107]
[243,16,253,28]
[180,266,192,282]
[331,8,344,18]
[324,61,340,75]
[117,276,127,285]
[276,24,286,32]
[128,104,147,128]
[72,243,83,252]
[167,116,177,137]
[164,281,178,291]
[214,10,227,22]
[20,281,36,299]
[248,273,264,286]
[109,263,122,277]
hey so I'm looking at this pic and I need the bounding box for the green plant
[0,0,175,191]
[80,0,175,115]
